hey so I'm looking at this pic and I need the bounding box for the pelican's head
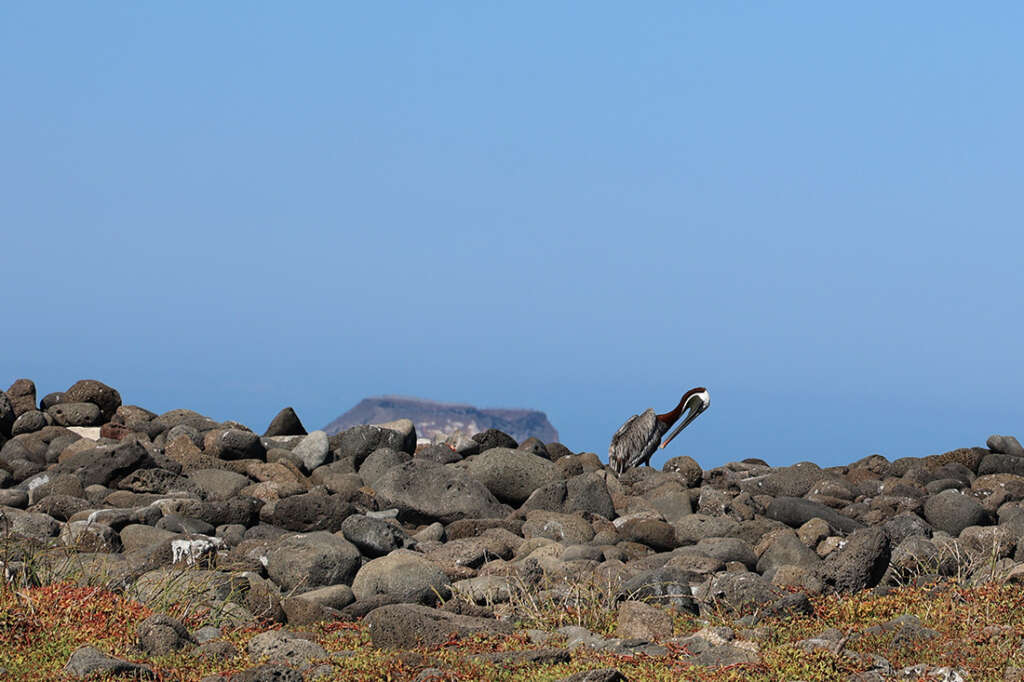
[660,387,709,448]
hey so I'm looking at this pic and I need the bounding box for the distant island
[322,395,559,443]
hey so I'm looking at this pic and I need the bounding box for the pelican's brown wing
[608,408,661,474]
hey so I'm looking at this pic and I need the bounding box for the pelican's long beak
[660,404,705,449]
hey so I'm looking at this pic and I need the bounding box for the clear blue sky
[3,3,1022,469]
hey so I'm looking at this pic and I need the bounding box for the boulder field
[2,378,1023,680]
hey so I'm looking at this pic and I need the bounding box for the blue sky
[2,3,1021,469]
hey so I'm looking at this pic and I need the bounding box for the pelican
[608,387,710,474]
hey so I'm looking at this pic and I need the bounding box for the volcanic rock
[265,531,361,593]
[462,447,560,505]
[351,549,452,604]
[264,407,308,437]
[374,460,510,524]
[363,603,515,648]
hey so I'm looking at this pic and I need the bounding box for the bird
[608,387,710,474]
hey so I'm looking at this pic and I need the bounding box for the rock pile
[1,378,1022,680]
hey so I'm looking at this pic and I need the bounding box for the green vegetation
[2,577,1024,681]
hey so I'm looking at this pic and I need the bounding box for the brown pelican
[608,387,710,474]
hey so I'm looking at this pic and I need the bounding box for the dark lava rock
[462,447,560,505]
[153,408,219,433]
[662,455,703,487]
[922,489,990,536]
[987,434,1024,456]
[203,428,265,461]
[57,441,156,487]
[65,379,122,422]
[331,424,414,466]
[414,444,463,464]
[739,462,824,497]
[618,567,699,613]
[264,406,308,437]
[363,603,515,648]
[7,379,37,417]
[545,442,573,461]
[517,437,550,459]
[39,391,67,411]
[47,402,102,427]
[882,512,933,545]
[697,572,785,616]
[137,613,196,655]
[756,531,821,573]
[521,471,616,519]
[358,447,412,488]
[374,460,511,524]
[820,527,891,593]
[262,492,355,532]
[265,531,361,594]
[979,454,1024,477]
[472,428,518,451]
[694,537,758,571]
[245,629,328,669]
[766,496,864,534]
[64,645,154,679]
[0,392,15,437]
[341,514,409,556]
[11,410,48,436]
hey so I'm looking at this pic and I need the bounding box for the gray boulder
[923,489,990,536]
[697,572,785,616]
[264,407,308,437]
[64,646,154,679]
[292,430,330,471]
[462,447,560,505]
[472,428,518,451]
[521,472,615,519]
[820,527,891,593]
[260,493,355,533]
[203,428,265,461]
[374,460,511,524]
[987,435,1024,456]
[351,549,452,604]
[363,603,514,648]
[662,455,703,487]
[11,410,47,436]
[694,537,757,570]
[739,462,824,497]
[137,613,196,655]
[522,510,595,544]
[673,514,740,544]
[332,425,414,467]
[186,469,251,500]
[57,441,156,487]
[756,530,821,573]
[882,511,933,545]
[265,531,361,593]
[6,379,37,417]
[64,379,122,422]
[246,630,327,669]
[358,447,411,488]
[618,567,699,612]
[979,454,1024,477]
[47,402,102,427]
[341,514,409,556]
[766,497,864,534]
[0,506,61,539]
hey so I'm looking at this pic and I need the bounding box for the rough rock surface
[2,379,1022,680]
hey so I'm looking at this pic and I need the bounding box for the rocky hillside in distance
[323,395,558,443]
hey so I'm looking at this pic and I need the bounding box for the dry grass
[2,570,1024,681]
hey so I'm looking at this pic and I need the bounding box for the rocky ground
[2,379,1024,681]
